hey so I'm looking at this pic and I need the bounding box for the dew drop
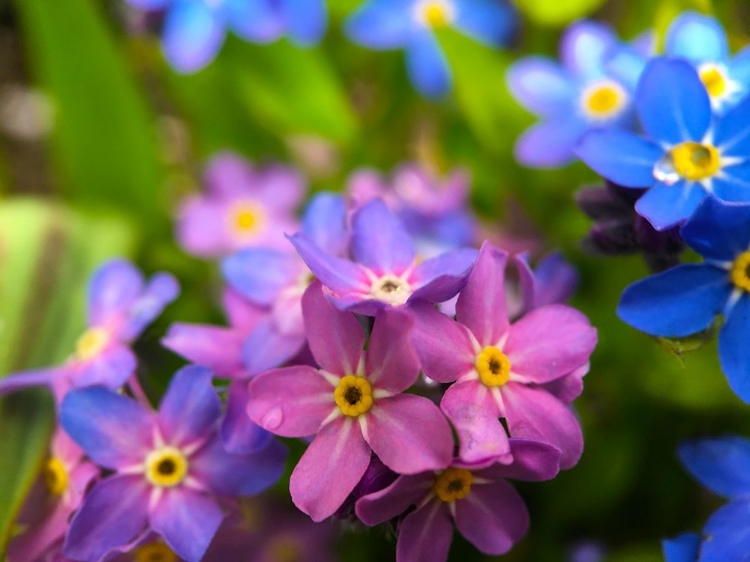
[653,153,680,186]
[261,407,283,430]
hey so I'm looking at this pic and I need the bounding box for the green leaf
[0,198,136,555]
[512,0,607,27]
[14,0,163,223]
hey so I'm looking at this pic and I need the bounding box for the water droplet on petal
[653,153,680,186]
[261,407,283,430]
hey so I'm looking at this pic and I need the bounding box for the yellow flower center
[144,447,188,488]
[334,375,373,417]
[475,346,511,387]
[229,202,264,236]
[700,65,727,98]
[730,251,750,292]
[669,142,720,181]
[44,457,68,495]
[134,542,179,562]
[581,81,627,119]
[418,0,454,28]
[434,468,473,502]
[75,328,109,361]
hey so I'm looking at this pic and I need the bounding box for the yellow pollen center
[334,375,373,417]
[134,543,179,562]
[586,87,619,114]
[423,2,449,27]
[229,203,264,236]
[700,66,727,98]
[75,328,109,361]
[730,251,750,292]
[670,142,720,181]
[434,468,473,502]
[144,447,188,488]
[475,346,511,387]
[44,457,68,495]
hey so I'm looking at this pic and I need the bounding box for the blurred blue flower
[127,0,327,73]
[577,57,750,230]
[506,21,647,168]
[618,197,750,402]
[345,0,516,98]
[662,533,700,562]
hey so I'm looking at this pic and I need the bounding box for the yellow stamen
[44,457,68,495]
[75,328,109,361]
[700,66,727,98]
[434,468,473,502]
[475,346,511,387]
[581,81,627,119]
[334,375,373,417]
[134,542,178,562]
[669,142,720,181]
[229,202,264,235]
[144,447,188,488]
[731,251,750,292]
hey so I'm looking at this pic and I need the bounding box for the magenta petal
[290,417,371,521]
[302,282,365,375]
[64,475,150,561]
[501,383,583,470]
[454,480,529,555]
[409,300,475,383]
[366,308,420,393]
[162,323,245,378]
[504,304,596,383]
[242,318,306,376]
[223,288,266,333]
[365,394,453,474]
[74,345,136,389]
[176,198,228,257]
[355,473,434,526]
[397,500,454,562]
[442,390,511,465]
[542,362,589,404]
[456,243,510,347]
[246,366,334,437]
[150,488,224,562]
[477,439,562,481]
[203,151,256,198]
[158,365,221,447]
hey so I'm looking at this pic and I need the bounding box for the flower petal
[87,259,143,328]
[665,12,728,62]
[396,500,453,562]
[119,272,179,340]
[411,248,477,300]
[242,317,306,376]
[302,193,348,255]
[281,0,327,45]
[366,307,420,393]
[575,129,662,187]
[290,416,371,521]
[220,382,273,454]
[222,249,302,305]
[454,0,516,47]
[406,31,452,98]
[289,233,370,294]
[355,473,434,526]
[162,0,226,73]
[351,199,415,274]
[365,394,453,474]
[617,264,731,338]
[700,499,750,561]
[202,151,255,198]
[681,197,750,261]
[162,323,245,379]
[662,533,701,562]
[224,0,282,42]
[175,197,229,257]
[515,117,586,169]
[679,435,750,499]
[506,57,576,116]
[715,94,750,158]
[719,296,750,403]
[73,345,136,390]
[634,181,707,231]
[158,365,221,447]
[344,0,414,49]
[561,20,616,78]
[476,439,561,481]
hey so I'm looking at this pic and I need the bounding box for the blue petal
[120,272,179,341]
[719,296,750,403]
[681,197,750,261]
[351,199,415,274]
[162,0,226,73]
[700,499,750,562]
[453,0,516,47]
[728,46,750,87]
[405,31,452,98]
[665,11,729,62]
[516,117,586,168]
[221,383,273,454]
[712,165,750,203]
[604,45,648,92]
[301,192,348,255]
[714,94,750,158]
[635,181,707,231]
[575,130,662,187]
[221,249,301,305]
[74,345,136,389]
[662,533,700,562]
[410,248,477,303]
[125,0,170,10]
[679,436,750,499]
[223,0,282,43]
[506,57,576,116]
[560,20,617,79]
[617,264,731,337]
[636,58,711,145]
[281,0,327,46]
[158,365,221,447]
[344,0,414,49]
[289,233,369,294]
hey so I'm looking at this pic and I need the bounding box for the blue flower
[127,0,327,73]
[344,0,516,98]
[618,197,750,402]
[506,21,645,168]
[662,533,700,562]
[577,57,750,230]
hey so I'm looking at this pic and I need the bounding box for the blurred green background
[0,0,748,559]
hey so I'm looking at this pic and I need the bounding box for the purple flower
[511,251,579,317]
[246,283,454,521]
[355,440,561,562]
[176,152,305,258]
[0,259,179,398]
[410,243,597,467]
[60,365,287,562]
[289,198,477,316]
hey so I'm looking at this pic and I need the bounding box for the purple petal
[456,242,510,347]
[477,439,562,481]
[249,165,306,214]
[87,259,143,328]
[202,151,256,198]
[302,282,365,376]
[162,323,246,379]
[560,20,616,78]
[220,382,273,454]
[222,249,303,305]
[246,366,335,437]
[242,317,306,376]
[150,488,223,562]
[302,192,348,255]
[223,288,266,332]
[514,118,586,168]
[290,416,371,521]
[365,394,453,474]
[289,232,370,294]
[542,362,589,404]
[64,476,150,561]
[344,1,413,49]
[355,473,434,526]
[158,365,221,447]
[224,0,282,42]
[351,199,415,274]
[0,367,64,397]
[397,500,453,562]
[119,272,179,340]
[61,387,154,469]
[73,345,136,390]
[366,307,420,393]
[281,0,328,46]
[162,0,226,73]
[410,248,477,303]
[176,197,230,257]
[506,57,576,116]
[454,479,528,555]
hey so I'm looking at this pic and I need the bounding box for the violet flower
[60,365,287,562]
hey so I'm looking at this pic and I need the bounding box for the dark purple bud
[334,454,398,521]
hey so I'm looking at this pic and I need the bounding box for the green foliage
[513,0,607,27]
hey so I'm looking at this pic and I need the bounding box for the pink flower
[246,282,454,521]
